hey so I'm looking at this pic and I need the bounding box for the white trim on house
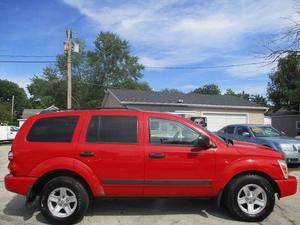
[170,111,197,115]
[121,101,267,111]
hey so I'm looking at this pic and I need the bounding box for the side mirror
[242,132,251,138]
[197,135,210,149]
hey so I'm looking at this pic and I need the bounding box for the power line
[0,60,56,63]
[0,59,272,69]
[0,54,56,58]
[146,61,270,69]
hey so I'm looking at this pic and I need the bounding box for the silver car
[216,124,300,164]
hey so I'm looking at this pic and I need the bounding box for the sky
[0,0,299,96]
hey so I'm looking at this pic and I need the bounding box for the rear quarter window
[27,116,79,142]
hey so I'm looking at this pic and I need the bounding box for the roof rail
[39,106,141,113]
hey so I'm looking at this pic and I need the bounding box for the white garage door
[203,113,248,132]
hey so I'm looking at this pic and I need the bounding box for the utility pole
[65,30,72,109]
[11,95,14,119]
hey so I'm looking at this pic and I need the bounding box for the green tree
[28,32,146,108]
[224,88,236,96]
[28,67,66,108]
[85,32,144,106]
[193,84,221,95]
[0,79,30,123]
[224,88,267,106]
[160,88,183,93]
[267,53,300,110]
[250,94,268,106]
[236,91,250,101]
[115,80,152,91]
[0,101,11,124]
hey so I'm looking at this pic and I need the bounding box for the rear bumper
[5,174,37,196]
[275,176,297,198]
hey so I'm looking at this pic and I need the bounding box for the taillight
[8,151,13,161]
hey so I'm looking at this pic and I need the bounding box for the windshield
[250,126,281,137]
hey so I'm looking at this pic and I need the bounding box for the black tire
[40,176,89,225]
[225,174,275,222]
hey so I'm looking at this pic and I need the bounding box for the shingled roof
[108,88,266,109]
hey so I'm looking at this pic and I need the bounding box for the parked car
[216,124,300,164]
[5,110,297,224]
[0,125,19,141]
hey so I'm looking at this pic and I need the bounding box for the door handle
[149,152,165,158]
[80,151,95,157]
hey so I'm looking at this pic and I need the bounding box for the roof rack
[39,106,141,114]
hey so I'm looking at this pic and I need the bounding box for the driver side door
[144,115,216,197]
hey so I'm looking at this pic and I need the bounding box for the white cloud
[63,0,299,73]
[177,84,198,92]
[222,83,268,96]
[223,56,277,77]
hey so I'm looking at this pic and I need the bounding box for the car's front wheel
[40,176,89,224]
[225,174,275,222]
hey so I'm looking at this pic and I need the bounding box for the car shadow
[288,164,300,171]
[2,195,237,224]
[2,195,47,223]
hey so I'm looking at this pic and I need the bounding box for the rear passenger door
[77,112,144,196]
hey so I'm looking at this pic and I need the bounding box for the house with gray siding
[271,109,300,137]
[102,88,268,131]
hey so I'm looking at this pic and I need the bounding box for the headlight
[278,160,288,179]
[280,144,294,152]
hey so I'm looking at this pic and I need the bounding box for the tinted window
[236,126,249,136]
[149,118,199,145]
[86,116,137,143]
[224,126,235,134]
[27,116,79,142]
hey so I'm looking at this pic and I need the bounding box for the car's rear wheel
[40,176,89,224]
[225,174,275,222]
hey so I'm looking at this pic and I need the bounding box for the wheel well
[222,171,281,201]
[29,169,93,201]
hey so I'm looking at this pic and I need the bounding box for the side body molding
[28,157,104,197]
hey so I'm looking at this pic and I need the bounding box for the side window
[236,126,249,136]
[27,116,79,142]
[149,118,199,145]
[86,116,137,143]
[224,126,235,134]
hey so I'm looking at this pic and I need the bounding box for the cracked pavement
[0,144,299,225]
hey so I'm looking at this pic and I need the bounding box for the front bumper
[284,152,300,164]
[5,174,37,196]
[275,176,297,198]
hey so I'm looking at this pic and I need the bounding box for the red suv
[5,110,297,224]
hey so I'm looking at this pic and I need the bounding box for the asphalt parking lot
[0,144,299,225]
